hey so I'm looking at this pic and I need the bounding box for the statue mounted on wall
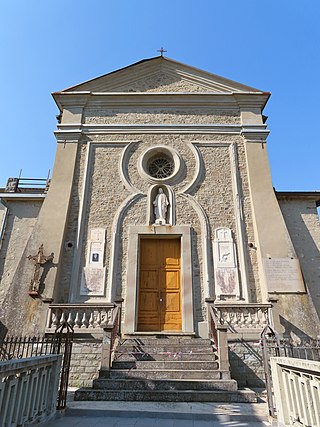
[153,188,169,225]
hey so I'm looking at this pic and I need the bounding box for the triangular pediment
[60,57,264,94]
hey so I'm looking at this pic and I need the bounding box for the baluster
[236,310,242,327]
[254,308,260,327]
[229,311,235,328]
[248,308,254,326]
[106,309,112,325]
[82,311,89,328]
[89,312,94,328]
[74,311,81,328]
[59,312,66,327]
[52,311,59,328]
[243,308,249,326]
[225,310,231,326]
[260,308,266,327]
[67,311,74,327]
[95,311,101,327]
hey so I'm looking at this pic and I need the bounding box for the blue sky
[0,1,319,190]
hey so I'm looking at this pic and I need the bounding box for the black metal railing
[0,322,73,409]
[5,177,50,193]
[0,335,58,360]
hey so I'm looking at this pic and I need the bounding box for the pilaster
[36,136,80,301]
[242,130,304,302]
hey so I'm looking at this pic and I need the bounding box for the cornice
[54,129,82,142]
[0,193,46,200]
[241,127,270,142]
[54,123,269,139]
[52,91,269,112]
[55,123,242,138]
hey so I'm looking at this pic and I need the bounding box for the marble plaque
[213,227,240,300]
[216,268,238,295]
[80,228,106,296]
[263,258,305,293]
[80,267,105,296]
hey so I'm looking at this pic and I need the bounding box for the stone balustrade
[46,303,116,333]
[271,357,320,426]
[213,303,272,332]
[207,304,229,371]
[0,354,61,426]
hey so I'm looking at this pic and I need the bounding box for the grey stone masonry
[69,340,102,387]
[228,341,265,388]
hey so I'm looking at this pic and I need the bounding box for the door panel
[137,238,181,332]
[140,270,158,290]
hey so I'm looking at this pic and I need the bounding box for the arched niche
[147,185,175,226]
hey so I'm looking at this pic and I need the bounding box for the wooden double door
[137,238,182,332]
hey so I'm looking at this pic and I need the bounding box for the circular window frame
[138,145,182,184]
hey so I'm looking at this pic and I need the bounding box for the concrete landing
[45,388,273,427]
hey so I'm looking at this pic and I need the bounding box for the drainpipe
[0,198,8,250]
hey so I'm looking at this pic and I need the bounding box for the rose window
[148,156,174,179]
[138,145,182,184]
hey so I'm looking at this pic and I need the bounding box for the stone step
[111,360,219,370]
[115,344,215,352]
[93,378,238,392]
[113,351,216,362]
[119,338,212,346]
[105,369,230,380]
[74,389,257,403]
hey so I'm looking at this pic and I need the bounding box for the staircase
[74,335,256,402]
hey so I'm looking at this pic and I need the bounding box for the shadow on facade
[280,201,320,320]
[190,228,203,333]
[0,321,8,341]
[279,315,314,343]
[229,342,265,388]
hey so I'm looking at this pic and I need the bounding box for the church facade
[1,57,319,387]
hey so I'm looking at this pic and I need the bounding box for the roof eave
[276,191,320,205]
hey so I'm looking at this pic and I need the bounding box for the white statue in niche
[153,188,169,225]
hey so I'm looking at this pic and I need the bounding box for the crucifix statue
[27,244,54,297]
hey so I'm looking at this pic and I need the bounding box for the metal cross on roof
[157,47,167,57]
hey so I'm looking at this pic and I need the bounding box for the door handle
[159,290,163,302]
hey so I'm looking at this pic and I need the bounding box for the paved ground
[45,389,273,427]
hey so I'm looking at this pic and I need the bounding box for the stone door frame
[124,225,194,334]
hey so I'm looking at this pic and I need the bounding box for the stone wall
[56,130,261,320]
[228,340,265,388]
[68,339,102,387]
[84,108,240,125]
[274,197,320,339]
[0,200,43,304]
